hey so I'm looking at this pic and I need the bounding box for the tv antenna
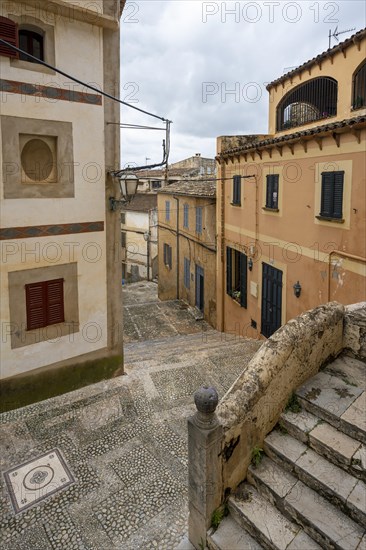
[328,26,356,49]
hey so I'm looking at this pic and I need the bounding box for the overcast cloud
[120,0,364,166]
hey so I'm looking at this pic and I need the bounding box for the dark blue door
[195,265,204,311]
[261,263,282,338]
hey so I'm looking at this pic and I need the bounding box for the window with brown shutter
[25,279,65,330]
[0,16,19,59]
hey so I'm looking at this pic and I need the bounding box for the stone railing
[187,301,366,548]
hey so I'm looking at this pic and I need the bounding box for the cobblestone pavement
[0,283,262,549]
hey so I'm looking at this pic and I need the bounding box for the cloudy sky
[120,0,364,167]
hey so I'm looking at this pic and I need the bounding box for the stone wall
[343,302,366,359]
[187,300,366,548]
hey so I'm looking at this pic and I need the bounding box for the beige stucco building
[0,0,125,410]
[157,181,217,327]
[121,194,158,282]
[216,29,366,340]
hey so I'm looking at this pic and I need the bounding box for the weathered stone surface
[280,409,320,443]
[341,392,366,442]
[286,529,322,550]
[324,355,366,389]
[297,371,363,423]
[248,456,297,500]
[343,302,366,360]
[285,481,364,549]
[229,484,300,550]
[264,430,307,464]
[347,480,366,525]
[309,422,361,466]
[208,515,264,550]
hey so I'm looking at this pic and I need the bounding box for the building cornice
[217,116,366,161]
[13,0,119,30]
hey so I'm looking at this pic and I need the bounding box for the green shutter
[226,247,232,296]
[333,171,344,219]
[240,253,247,308]
[320,172,334,217]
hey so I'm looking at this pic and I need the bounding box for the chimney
[195,153,201,157]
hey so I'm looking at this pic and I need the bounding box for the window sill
[316,215,345,223]
[10,58,55,75]
[262,207,279,212]
[230,202,241,207]
[228,294,246,308]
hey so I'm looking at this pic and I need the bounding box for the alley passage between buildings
[0,282,261,550]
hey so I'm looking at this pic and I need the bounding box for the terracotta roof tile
[157,180,216,198]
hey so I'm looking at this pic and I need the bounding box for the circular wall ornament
[21,138,54,182]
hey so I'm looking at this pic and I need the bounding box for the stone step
[246,455,365,549]
[324,355,366,389]
[207,515,264,550]
[228,483,321,550]
[295,370,366,444]
[279,409,366,482]
[124,334,254,363]
[260,435,366,526]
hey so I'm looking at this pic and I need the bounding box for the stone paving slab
[0,284,262,550]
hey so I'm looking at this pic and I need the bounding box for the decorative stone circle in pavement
[3,448,75,514]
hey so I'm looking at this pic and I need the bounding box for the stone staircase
[208,354,366,550]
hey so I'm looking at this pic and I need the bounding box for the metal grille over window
[163,243,172,268]
[0,16,19,58]
[353,61,366,109]
[276,77,338,131]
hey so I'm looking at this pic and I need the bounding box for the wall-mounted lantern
[248,258,253,271]
[109,173,139,211]
[293,281,302,298]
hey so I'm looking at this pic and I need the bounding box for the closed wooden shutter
[320,172,333,217]
[25,279,64,330]
[320,171,344,218]
[0,16,19,59]
[47,279,64,325]
[226,247,232,295]
[233,175,241,204]
[333,171,344,219]
[240,253,247,308]
[26,282,46,330]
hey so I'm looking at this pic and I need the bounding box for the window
[19,28,44,62]
[121,213,126,224]
[319,171,344,220]
[265,175,279,210]
[121,231,126,247]
[196,206,203,234]
[183,203,189,228]
[184,258,190,288]
[276,77,338,131]
[232,175,241,205]
[226,247,247,308]
[152,180,161,189]
[0,16,19,59]
[25,278,64,330]
[165,200,170,221]
[163,243,172,269]
[352,60,366,109]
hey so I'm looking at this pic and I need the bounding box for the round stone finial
[194,386,219,414]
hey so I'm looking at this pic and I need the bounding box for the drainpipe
[174,196,180,299]
[328,250,366,301]
[220,160,226,332]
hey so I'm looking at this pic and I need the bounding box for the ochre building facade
[216,29,366,340]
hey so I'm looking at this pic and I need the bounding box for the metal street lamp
[109,173,139,211]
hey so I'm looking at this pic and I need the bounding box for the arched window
[0,16,19,58]
[19,28,44,62]
[352,61,366,110]
[276,77,338,131]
